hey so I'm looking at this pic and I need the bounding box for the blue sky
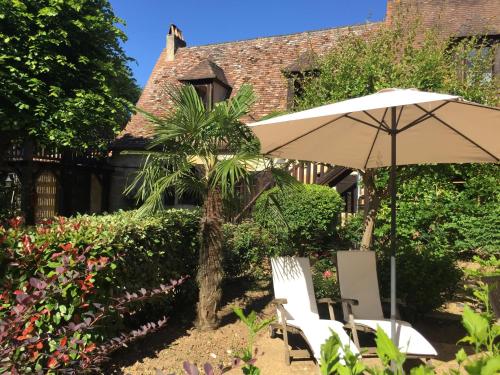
[109,1,387,87]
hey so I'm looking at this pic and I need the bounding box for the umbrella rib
[363,121,384,170]
[396,106,404,126]
[457,100,500,111]
[363,109,390,132]
[413,103,499,162]
[396,101,449,134]
[264,113,349,155]
[345,114,389,132]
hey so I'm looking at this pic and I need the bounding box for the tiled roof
[115,22,380,149]
[387,0,500,36]
[116,0,500,150]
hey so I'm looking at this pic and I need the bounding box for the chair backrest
[336,250,384,320]
[271,257,319,322]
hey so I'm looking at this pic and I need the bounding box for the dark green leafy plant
[253,184,343,256]
[222,221,279,279]
[0,0,140,153]
[311,257,340,301]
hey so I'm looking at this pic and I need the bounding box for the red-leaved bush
[0,210,199,373]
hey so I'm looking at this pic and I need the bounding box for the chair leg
[284,348,291,365]
[348,313,361,351]
[269,325,276,339]
[282,324,291,365]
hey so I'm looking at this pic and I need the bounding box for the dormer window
[178,59,232,109]
[283,50,319,109]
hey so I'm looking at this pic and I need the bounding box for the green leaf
[409,364,436,375]
[374,327,406,367]
[455,348,467,364]
[480,356,500,375]
[461,306,489,345]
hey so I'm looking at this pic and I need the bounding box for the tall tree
[294,13,499,249]
[0,0,140,154]
[127,84,292,330]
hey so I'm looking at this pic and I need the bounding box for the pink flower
[323,270,333,279]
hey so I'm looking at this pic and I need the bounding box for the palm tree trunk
[196,188,224,330]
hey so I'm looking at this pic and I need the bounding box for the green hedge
[0,209,200,341]
[253,184,344,255]
[222,220,279,279]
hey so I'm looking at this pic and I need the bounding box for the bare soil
[106,278,471,375]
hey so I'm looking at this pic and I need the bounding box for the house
[2,0,498,221]
[110,0,499,215]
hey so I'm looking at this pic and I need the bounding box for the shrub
[377,241,462,316]
[0,209,200,372]
[336,213,364,249]
[253,184,343,255]
[222,221,279,279]
[311,256,339,301]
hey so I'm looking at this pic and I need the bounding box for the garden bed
[108,278,471,375]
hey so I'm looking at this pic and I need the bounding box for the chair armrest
[271,299,288,326]
[317,298,336,320]
[381,297,406,307]
[317,298,335,304]
[340,298,359,306]
[271,298,288,306]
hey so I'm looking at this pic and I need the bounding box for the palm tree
[127,84,290,330]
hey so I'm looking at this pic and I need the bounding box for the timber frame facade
[0,139,110,224]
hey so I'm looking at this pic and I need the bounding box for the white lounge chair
[336,250,438,359]
[270,256,359,364]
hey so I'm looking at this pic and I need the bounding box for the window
[193,83,211,109]
[179,59,232,109]
[466,46,494,82]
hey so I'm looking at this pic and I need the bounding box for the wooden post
[20,139,35,225]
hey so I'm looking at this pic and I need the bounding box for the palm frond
[125,151,203,216]
[211,152,261,198]
[149,85,212,152]
[128,83,260,216]
[227,84,257,120]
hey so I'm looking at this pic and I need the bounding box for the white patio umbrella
[249,88,499,342]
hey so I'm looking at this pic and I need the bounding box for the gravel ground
[106,279,471,375]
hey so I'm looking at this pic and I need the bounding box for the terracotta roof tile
[387,0,500,36]
[115,23,380,149]
[116,0,499,150]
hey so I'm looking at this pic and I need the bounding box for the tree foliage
[290,12,499,312]
[294,11,499,251]
[126,84,262,215]
[0,0,141,150]
[295,15,498,111]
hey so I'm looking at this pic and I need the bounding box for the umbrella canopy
[251,88,499,169]
[249,88,499,345]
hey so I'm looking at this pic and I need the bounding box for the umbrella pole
[390,107,397,345]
